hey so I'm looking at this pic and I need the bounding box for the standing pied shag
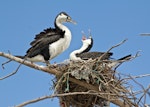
[17,12,76,65]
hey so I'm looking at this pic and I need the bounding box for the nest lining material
[54,59,132,107]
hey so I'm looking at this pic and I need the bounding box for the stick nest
[54,59,136,107]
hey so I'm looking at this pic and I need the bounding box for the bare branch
[0,52,61,77]
[1,59,12,69]
[127,75,150,106]
[14,91,97,107]
[14,95,51,107]
[107,39,128,52]
[98,39,127,61]
[140,33,150,36]
[14,90,130,107]
[124,74,150,80]
[0,62,21,80]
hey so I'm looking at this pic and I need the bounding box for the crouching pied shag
[70,35,93,61]
[70,35,113,61]
[69,34,131,68]
[16,12,76,66]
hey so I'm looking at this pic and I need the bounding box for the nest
[54,59,135,107]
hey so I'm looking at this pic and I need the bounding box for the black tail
[118,54,132,60]
[15,55,25,59]
[107,54,132,68]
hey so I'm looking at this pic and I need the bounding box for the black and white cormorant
[17,12,76,65]
[69,35,131,67]
[70,35,93,61]
[70,35,113,61]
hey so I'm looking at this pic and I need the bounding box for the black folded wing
[26,28,65,58]
[77,52,113,60]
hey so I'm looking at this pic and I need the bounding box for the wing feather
[77,52,113,60]
[30,28,65,46]
[26,28,65,58]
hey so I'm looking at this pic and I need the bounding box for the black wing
[26,28,65,58]
[77,52,113,60]
[30,28,65,46]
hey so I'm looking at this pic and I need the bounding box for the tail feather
[15,55,25,59]
[108,54,132,68]
[118,54,132,60]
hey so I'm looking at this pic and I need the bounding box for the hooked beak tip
[71,20,77,24]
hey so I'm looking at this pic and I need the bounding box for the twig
[129,75,149,105]
[1,50,12,69]
[14,90,126,107]
[130,50,141,61]
[14,90,95,107]
[1,59,12,69]
[114,50,141,71]
[124,74,150,80]
[0,63,21,80]
[140,33,150,36]
[117,73,150,106]
[1,58,26,80]
[98,39,128,61]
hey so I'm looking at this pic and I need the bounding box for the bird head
[55,12,76,24]
[81,30,93,52]
[82,35,93,48]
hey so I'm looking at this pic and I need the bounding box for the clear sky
[0,0,150,107]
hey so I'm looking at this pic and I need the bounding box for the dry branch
[14,90,109,107]
[140,33,150,36]
[0,51,138,107]
[98,39,127,61]
[0,52,60,76]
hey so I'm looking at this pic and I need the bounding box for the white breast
[49,26,71,60]
[26,55,45,62]
[70,51,82,61]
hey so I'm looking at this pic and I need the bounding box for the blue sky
[0,0,150,107]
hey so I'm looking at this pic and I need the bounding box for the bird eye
[67,16,71,20]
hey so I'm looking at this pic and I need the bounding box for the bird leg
[45,61,58,69]
[45,61,51,67]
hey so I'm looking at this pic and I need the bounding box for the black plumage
[26,28,65,59]
[81,37,93,53]
[76,52,113,60]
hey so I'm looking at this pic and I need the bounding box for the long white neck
[70,43,89,61]
[56,22,72,51]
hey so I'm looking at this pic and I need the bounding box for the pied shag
[17,12,76,65]
[70,35,93,61]
[70,35,113,61]
[69,34,131,67]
